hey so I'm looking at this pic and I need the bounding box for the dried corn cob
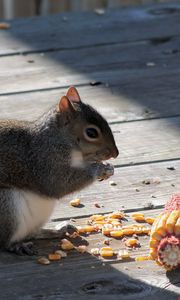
[149,194,180,270]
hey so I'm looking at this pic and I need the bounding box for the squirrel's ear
[66,86,81,103]
[58,96,75,114]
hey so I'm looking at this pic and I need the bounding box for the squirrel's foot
[6,241,37,256]
[96,163,114,181]
[55,221,78,238]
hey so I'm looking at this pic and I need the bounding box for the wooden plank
[0,83,179,123]
[0,209,179,300]
[51,160,180,220]
[1,2,180,55]
[1,36,180,94]
[112,116,180,166]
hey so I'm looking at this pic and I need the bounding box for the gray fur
[0,92,118,250]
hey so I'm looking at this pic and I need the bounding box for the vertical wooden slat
[3,0,14,19]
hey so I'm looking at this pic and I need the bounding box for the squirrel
[0,86,118,255]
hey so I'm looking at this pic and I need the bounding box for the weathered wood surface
[51,160,180,220]
[0,209,179,300]
[0,83,180,123]
[0,2,180,55]
[0,1,180,299]
[1,37,180,94]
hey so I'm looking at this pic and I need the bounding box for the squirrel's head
[57,86,119,164]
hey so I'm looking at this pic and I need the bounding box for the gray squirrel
[0,86,118,255]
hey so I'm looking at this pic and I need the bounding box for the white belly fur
[10,189,57,243]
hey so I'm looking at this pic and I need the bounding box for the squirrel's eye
[84,126,100,141]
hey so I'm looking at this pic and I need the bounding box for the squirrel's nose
[111,146,119,158]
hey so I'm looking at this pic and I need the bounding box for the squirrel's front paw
[96,163,114,181]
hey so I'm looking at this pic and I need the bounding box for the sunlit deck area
[0,1,180,299]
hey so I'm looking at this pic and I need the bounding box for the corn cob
[149,194,180,270]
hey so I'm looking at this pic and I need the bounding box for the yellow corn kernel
[131,213,144,218]
[145,217,155,225]
[175,217,180,236]
[122,228,136,235]
[166,210,180,234]
[77,225,98,233]
[99,247,114,257]
[118,250,130,259]
[156,212,170,236]
[149,239,159,249]
[150,212,165,240]
[110,230,124,237]
[110,220,122,226]
[135,256,150,261]
[89,214,105,221]
[149,248,157,260]
[60,239,74,250]
[48,253,61,261]
[132,214,145,222]
[125,238,139,247]
[102,224,113,235]
[70,198,81,207]
[141,227,151,234]
[91,220,106,225]
[107,211,124,219]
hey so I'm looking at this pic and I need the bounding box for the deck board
[0,1,180,299]
[0,2,180,55]
[0,83,180,123]
[0,209,179,300]
[1,37,180,94]
[51,160,180,220]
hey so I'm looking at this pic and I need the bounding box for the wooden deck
[0,2,180,299]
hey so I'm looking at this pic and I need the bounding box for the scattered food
[37,257,50,265]
[94,8,105,15]
[135,256,150,261]
[48,253,61,261]
[0,22,11,29]
[94,202,101,208]
[131,213,145,222]
[145,217,155,225]
[125,238,140,248]
[55,250,67,257]
[60,239,74,250]
[76,245,87,253]
[118,250,130,259]
[142,179,151,185]
[103,238,111,245]
[100,247,114,258]
[146,62,155,67]
[90,248,100,256]
[77,225,99,233]
[70,198,81,207]
[90,81,102,86]
[167,166,176,171]
[109,180,117,186]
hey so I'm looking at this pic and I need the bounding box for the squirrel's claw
[6,241,37,256]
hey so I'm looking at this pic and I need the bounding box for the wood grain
[0,2,180,55]
[50,160,180,220]
[0,209,179,300]
[1,36,180,94]
[0,82,180,123]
